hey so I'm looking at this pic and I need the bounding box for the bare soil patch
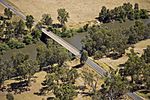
[0,4,5,15]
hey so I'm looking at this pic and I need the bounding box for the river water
[64,19,150,51]
[64,32,86,50]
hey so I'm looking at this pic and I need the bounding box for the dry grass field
[0,59,104,100]
[0,3,5,15]
[8,0,150,26]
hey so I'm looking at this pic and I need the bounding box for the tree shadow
[73,63,84,68]
[52,23,62,28]
[34,86,48,96]
[5,80,31,94]
[47,97,55,100]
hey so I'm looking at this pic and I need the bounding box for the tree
[99,6,107,22]
[123,2,133,14]
[57,47,69,65]
[23,35,33,45]
[82,71,99,94]
[80,50,88,64]
[0,43,9,54]
[26,15,34,30]
[36,40,69,67]
[43,65,78,99]
[14,19,25,38]
[57,8,69,26]
[123,49,145,83]
[142,45,150,63]
[41,14,53,26]
[4,8,13,19]
[11,52,29,72]
[143,64,150,90]
[31,28,42,41]
[134,9,140,20]
[108,31,128,57]
[6,93,14,100]
[7,38,25,49]
[140,9,149,19]
[0,62,7,88]
[98,3,149,23]
[67,68,79,84]
[4,22,14,40]
[36,45,48,67]
[20,60,39,85]
[134,3,139,11]
[100,72,129,100]
[54,83,77,100]
[127,9,134,20]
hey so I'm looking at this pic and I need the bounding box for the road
[0,0,143,100]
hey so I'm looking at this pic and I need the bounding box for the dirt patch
[8,0,150,26]
[0,4,5,15]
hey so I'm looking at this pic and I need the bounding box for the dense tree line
[0,52,39,88]
[82,21,150,59]
[0,8,42,54]
[36,39,70,69]
[119,46,150,92]
[98,3,149,23]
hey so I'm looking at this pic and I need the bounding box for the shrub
[0,43,9,54]
[94,51,104,60]
[7,38,25,49]
[23,35,33,45]
[6,93,14,100]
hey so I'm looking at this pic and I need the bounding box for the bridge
[0,0,143,99]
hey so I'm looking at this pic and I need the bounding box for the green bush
[16,42,25,49]
[0,43,9,54]
[94,51,104,60]
[23,35,33,45]
[7,38,25,49]
[76,27,84,33]
[6,93,14,100]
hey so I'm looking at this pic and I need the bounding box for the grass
[0,3,5,14]
[7,0,150,27]
[94,59,111,72]
[0,58,105,100]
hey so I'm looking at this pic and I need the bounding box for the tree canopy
[98,3,149,23]
[57,8,69,26]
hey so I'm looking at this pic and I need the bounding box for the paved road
[0,0,143,100]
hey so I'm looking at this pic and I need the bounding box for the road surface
[0,0,143,100]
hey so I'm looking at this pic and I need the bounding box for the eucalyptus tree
[57,8,69,26]
[4,8,13,19]
[80,50,88,64]
[26,15,34,30]
[100,72,129,100]
[41,14,53,26]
